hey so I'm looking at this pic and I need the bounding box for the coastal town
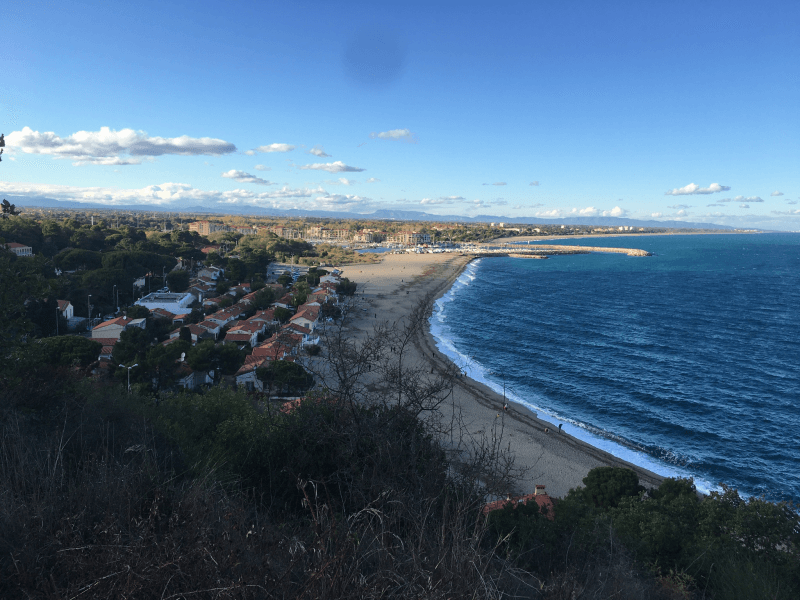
[2,212,660,401]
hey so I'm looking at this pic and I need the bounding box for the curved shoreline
[340,253,664,498]
[416,257,666,492]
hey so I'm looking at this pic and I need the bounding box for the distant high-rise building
[188,220,230,235]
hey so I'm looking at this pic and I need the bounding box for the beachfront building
[188,220,230,235]
[385,231,431,246]
[271,226,303,239]
[305,226,351,241]
[352,229,386,243]
[135,291,195,314]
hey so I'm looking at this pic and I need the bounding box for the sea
[430,233,800,502]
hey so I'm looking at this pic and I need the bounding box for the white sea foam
[429,258,720,496]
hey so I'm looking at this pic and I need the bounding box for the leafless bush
[311,292,529,502]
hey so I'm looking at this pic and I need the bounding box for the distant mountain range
[7,195,738,230]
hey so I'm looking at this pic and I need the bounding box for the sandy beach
[338,252,664,499]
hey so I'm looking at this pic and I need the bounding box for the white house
[135,292,194,314]
[175,363,212,390]
[57,299,74,319]
[235,355,268,391]
[197,266,223,281]
[3,242,33,257]
[289,306,320,332]
[92,316,146,341]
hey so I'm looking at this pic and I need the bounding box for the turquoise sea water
[430,233,800,501]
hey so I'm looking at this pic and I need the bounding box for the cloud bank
[245,143,295,155]
[221,170,273,185]
[299,161,365,173]
[6,126,237,165]
[0,180,328,209]
[665,182,731,196]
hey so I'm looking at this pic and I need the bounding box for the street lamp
[120,363,139,392]
[113,284,117,313]
[55,305,59,336]
[87,294,92,331]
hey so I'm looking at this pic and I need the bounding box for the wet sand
[338,252,664,498]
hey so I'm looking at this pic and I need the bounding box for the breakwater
[466,244,651,258]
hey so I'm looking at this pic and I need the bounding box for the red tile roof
[187,324,207,337]
[57,299,71,311]
[284,323,311,335]
[252,343,291,360]
[93,316,135,330]
[249,309,275,322]
[229,321,262,334]
[236,355,267,375]
[482,489,554,520]
[224,332,254,343]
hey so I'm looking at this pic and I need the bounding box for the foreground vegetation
[2,315,798,599]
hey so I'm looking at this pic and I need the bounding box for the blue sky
[2,0,799,229]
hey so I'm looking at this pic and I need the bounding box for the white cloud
[733,195,764,203]
[221,169,273,185]
[369,128,416,142]
[740,204,750,209]
[309,146,331,157]
[536,209,563,218]
[314,193,373,210]
[529,181,539,186]
[603,206,628,217]
[366,177,380,183]
[770,190,784,197]
[0,180,323,208]
[571,206,599,216]
[665,182,731,195]
[248,143,295,154]
[787,200,798,205]
[772,209,800,215]
[331,178,357,185]
[299,161,365,173]
[420,196,464,205]
[676,209,689,217]
[254,164,270,171]
[651,212,663,217]
[667,204,692,209]
[6,126,236,165]
[482,182,507,186]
